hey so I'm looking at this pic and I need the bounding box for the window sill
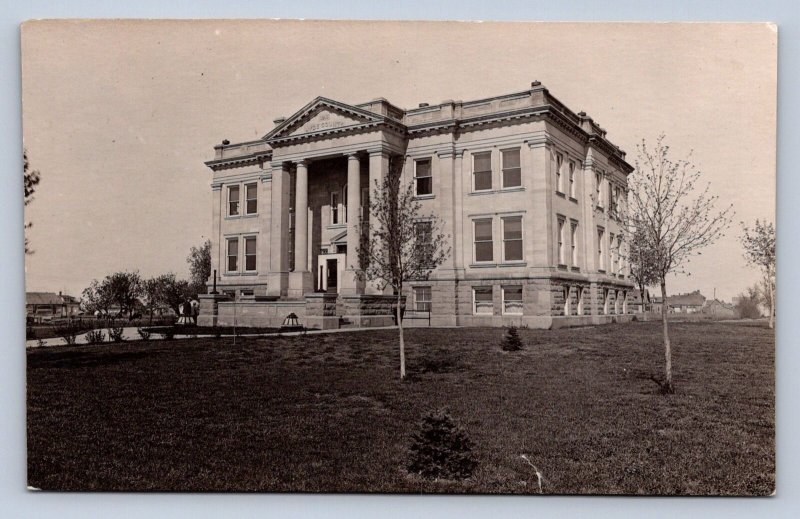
[557,264,568,270]
[569,196,578,203]
[502,312,523,316]
[469,189,495,196]
[414,194,435,200]
[556,191,566,198]
[499,186,525,192]
[598,269,606,274]
[225,215,241,220]
[469,187,526,196]
[571,266,581,273]
[241,272,258,276]
[242,213,259,218]
[327,224,347,230]
[224,272,241,276]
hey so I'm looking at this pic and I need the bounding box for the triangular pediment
[265,98,383,142]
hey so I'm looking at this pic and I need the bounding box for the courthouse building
[199,82,635,329]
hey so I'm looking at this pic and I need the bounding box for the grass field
[26,321,774,494]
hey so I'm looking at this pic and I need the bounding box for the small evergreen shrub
[108,327,125,343]
[55,323,80,345]
[161,327,175,341]
[500,326,524,351]
[137,327,151,341]
[85,329,105,344]
[407,409,478,480]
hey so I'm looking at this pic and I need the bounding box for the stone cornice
[204,150,272,172]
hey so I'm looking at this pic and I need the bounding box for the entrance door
[326,258,338,293]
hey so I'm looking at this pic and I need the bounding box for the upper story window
[555,153,564,194]
[415,158,433,196]
[228,185,240,216]
[595,172,603,208]
[610,232,617,273]
[616,235,624,275]
[245,183,258,215]
[474,218,494,262]
[569,161,576,198]
[502,216,523,262]
[472,151,492,191]
[609,183,615,215]
[501,148,521,188]
[360,187,369,220]
[226,237,238,272]
[331,190,342,225]
[244,236,257,272]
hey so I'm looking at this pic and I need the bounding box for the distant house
[666,290,706,314]
[26,292,81,322]
[702,299,736,318]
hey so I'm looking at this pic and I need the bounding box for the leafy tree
[103,271,142,318]
[23,149,41,255]
[187,239,212,296]
[740,220,775,328]
[154,273,192,315]
[734,285,762,319]
[81,279,113,315]
[140,277,162,324]
[621,135,733,393]
[356,157,451,379]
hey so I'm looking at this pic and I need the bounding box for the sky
[21,20,776,302]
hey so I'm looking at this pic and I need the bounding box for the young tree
[628,224,659,316]
[187,239,212,296]
[356,157,451,379]
[622,135,733,393]
[739,220,775,328]
[23,149,41,255]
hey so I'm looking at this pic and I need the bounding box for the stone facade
[200,82,635,329]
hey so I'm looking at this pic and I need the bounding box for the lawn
[26,321,774,494]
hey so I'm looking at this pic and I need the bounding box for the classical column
[288,159,313,298]
[267,161,290,297]
[294,160,309,272]
[341,153,362,295]
[366,148,391,295]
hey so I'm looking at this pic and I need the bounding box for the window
[503,286,523,315]
[474,286,493,315]
[577,287,585,315]
[245,183,258,215]
[557,216,566,265]
[226,238,238,272]
[610,233,617,274]
[502,148,521,188]
[244,236,257,272]
[342,184,348,224]
[597,227,605,271]
[603,289,610,315]
[570,221,578,267]
[617,235,624,275]
[331,191,341,224]
[608,183,615,214]
[415,158,433,196]
[414,286,432,312]
[555,153,563,193]
[564,287,571,316]
[502,216,523,262]
[415,221,434,266]
[473,151,492,191]
[474,218,493,262]
[595,172,603,207]
[569,161,576,198]
[228,185,240,216]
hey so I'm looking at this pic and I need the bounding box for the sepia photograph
[21,19,776,495]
